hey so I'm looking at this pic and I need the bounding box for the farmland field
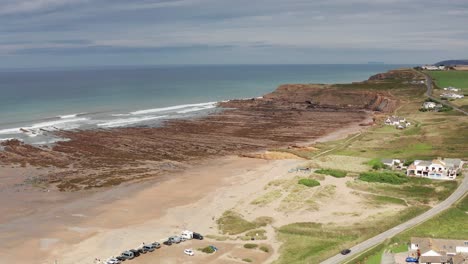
[424,70,468,89]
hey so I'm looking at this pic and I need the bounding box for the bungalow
[441,93,464,99]
[381,158,406,169]
[422,65,446,70]
[384,116,411,129]
[410,237,468,264]
[406,158,463,180]
[443,86,460,92]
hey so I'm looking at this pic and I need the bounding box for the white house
[443,86,460,92]
[384,116,411,129]
[407,158,463,180]
[441,93,464,99]
[410,237,468,264]
[422,65,446,70]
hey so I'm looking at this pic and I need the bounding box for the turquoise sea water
[0,64,409,144]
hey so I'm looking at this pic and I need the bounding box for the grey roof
[417,160,432,166]
[443,158,462,168]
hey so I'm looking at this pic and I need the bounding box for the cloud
[0,0,467,67]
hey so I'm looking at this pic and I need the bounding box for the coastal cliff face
[0,80,398,191]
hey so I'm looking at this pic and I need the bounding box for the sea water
[0,64,409,144]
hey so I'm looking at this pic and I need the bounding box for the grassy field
[269,68,467,263]
[349,194,468,263]
[424,70,468,89]
[274,206,429,264]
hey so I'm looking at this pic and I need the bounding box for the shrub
[315,169,347,178]
[298,178,320,187]
[244,243,258,249]
[367,158,386,170]
[199,246,216,254]
[260,246,270,253]
[242,258,253,263]
[359,171,408,185]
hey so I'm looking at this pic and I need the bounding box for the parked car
[106,258,121,264]
[180,236,187,242]
[120,251,134,260]
[405,257,418,263]
[341,249,351,255]
[152,242,161,249]
[129,249,140,257]
[181,230,193,240]
[184,249,195,256]
[192,232,204,240]
[143,244,155,252]
[115,256,126,261]
[163,240,173,246]
[169,236,181,244]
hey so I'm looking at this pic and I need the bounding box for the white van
[181,230,193,240]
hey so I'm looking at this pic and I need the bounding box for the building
[422,65,446,70]
[384,116,410,129]
[406,158,463,180]
[441,93,464,99]
[410,237,468,264]
[444,86,460,92]
[381,158,406,169]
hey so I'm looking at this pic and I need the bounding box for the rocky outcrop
[0,83,397,191]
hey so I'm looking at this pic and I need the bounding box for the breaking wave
[130,102,217,115]
[97,115,168,128]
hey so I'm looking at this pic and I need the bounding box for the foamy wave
[97,115,168,128]
[30,118,89,130]
[0,137,16,141]
[111,114,132,117]
[177,104,217,114]
[0,117,89,136]
[131,102,217,115]
[58,113,85,119]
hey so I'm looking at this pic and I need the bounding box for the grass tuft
[315,168,348,178]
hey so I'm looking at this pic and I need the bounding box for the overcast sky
[0,0,467,68]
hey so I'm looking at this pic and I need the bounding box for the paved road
[423,73,468,115]
[320,174,468,264]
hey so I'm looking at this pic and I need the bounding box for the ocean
[0,64,408,144]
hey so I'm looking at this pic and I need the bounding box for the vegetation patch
[243,229,267,240]
[242,258,253,263]
[217,211,271,235]
[198,246,216,254]
[259,245,270,253]
[366,158,387,170]
[251,190,283,206]
[315,168,348,178]
[370,194,407,206]
[244,243,258,249]
[275,206,428,264]
[359,171,408,185]
[298,178,320,187]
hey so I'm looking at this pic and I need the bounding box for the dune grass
[298,178,320,187]
[315,168,348,178]
[359,171,408,185]
[217,211,272,235]
[274,206,429,264]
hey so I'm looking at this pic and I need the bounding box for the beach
[0,77,402,264]
[0,114,406,264]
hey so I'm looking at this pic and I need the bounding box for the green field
[349,195,468,263]
[424,70,468,89]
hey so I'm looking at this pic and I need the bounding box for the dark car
[115,256,126,261]
[341,249,351,255]
[193,232,204,240]
[163,240,172,246]
[129,249,141,257]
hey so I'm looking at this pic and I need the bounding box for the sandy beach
[0,116,408,264]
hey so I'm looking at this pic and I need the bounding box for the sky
[0,0,467,68]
